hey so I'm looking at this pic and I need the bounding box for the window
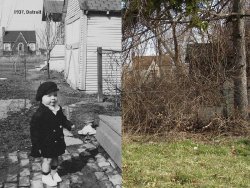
[4,43,11,51]
[29,43,35,51]
[18,43,24,52]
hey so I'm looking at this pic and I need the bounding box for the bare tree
[37,0,64,79]
[37,19,63,79]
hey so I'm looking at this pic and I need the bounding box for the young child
[30,81,74,186]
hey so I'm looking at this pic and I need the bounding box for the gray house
[2,30,36,56]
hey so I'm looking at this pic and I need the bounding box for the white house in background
[64,0,122,93]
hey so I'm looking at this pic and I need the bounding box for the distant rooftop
[132,55,172,71]
[3,31,36,42]
[78,0,121,12]
[44,0,64,14]
[42,0,64,21]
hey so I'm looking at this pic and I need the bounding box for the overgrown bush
[122,31,250,135]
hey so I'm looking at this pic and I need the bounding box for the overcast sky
[0,0,44,31]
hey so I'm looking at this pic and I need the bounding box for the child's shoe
[42,174,57,186]
[53,172,62,182]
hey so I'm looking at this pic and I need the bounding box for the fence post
[97,47,103,102]
[24,55,26,80]
[14,60,16,74]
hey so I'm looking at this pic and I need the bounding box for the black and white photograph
[0,0,122,187]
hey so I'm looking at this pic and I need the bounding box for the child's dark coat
[30,103,72,158]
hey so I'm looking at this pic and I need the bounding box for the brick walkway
[0,135,121,188]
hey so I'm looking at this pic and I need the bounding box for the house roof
[3,31,36,42]
[42,0,64,21]
[132,55,172,71]
[78,0,121,12]
[43,0,64,14]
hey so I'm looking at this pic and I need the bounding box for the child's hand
[71,124,75,129]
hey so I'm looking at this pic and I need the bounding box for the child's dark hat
[36,81,59,101]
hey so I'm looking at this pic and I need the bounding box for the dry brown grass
[122,69,249,136]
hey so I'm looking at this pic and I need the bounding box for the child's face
[42,91,58,107]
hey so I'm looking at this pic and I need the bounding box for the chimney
[2,27,5,37]
[0,27,4,56]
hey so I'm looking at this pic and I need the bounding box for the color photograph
[122,0,250,187]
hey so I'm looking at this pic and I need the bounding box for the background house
[2,29,36,56]
[132,55,173,82]
[64,0,122,93]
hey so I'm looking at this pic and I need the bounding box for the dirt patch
[0,99,31,119]
[0,108,34,153]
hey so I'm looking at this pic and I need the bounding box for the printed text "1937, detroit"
[14,10,42,14]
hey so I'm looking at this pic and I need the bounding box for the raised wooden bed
[96,115,121,169]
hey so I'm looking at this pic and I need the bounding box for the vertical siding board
[65,0,81,89]
[77,12,83,89]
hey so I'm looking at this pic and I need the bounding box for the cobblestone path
[0,135,121,188]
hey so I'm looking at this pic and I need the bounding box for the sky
[0,0,44,31]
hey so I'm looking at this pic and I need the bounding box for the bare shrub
[122,27,249,136]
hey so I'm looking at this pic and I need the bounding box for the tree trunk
[232,0,248,118]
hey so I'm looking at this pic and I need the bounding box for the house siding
[64,0,81,89]
[64,0,121,93]
[86,15,122,93]
[65,17,80,89]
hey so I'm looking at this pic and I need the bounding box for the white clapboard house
[63,0,122,93]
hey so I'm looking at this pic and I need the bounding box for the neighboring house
[2,29,36,56]
[132,55,173,81]
[41,0,65,71]
[64,0,122,93]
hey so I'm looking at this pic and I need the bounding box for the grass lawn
[122,134,250,188]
